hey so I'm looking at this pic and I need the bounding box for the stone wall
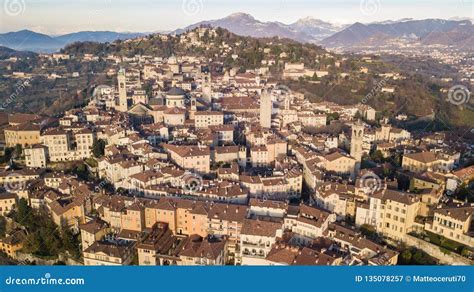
[16,253,83,266]
[403,234,473,265]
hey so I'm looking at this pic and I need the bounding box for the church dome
[167,87,186,97]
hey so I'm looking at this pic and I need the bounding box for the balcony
[241,241,267,248]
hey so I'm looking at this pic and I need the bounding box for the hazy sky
[0,0,472,34]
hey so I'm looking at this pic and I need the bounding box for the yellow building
[425,205,473,246]
[323,152,356,177]
[48,198,85,230]
[145,199,177,231]
[0,169,41,189]
[4,123,41,147]
[79,218,110,251]
[378,190,420,241]
[121,202,145,232]
[144,198,209,237]
[402,151,456,173]
[0,229,26,259]
[0,192,17,216]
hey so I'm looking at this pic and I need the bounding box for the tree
[13,198,34,227]
[326,112,340,124]
[400,249,412,263]
[14,144,22,158]
[73,163,89,180]
[92,139,106,158]
[398,247,437,265]
[11,199,69,258]
[0,147,14,164]
[370,150,385,163]
[61,227,81,259]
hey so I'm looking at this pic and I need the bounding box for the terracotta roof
[163,144,210,157]
[179,235,226,260]
[241,218,282,237]
[208,203,248,222]
[80,218,109,234]
[404,151,437,164]
[434,206,473,222]
[382,189,420,205]
[0,192,17,200]
[84,241,132,259]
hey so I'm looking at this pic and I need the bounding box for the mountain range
[1,13,472,53]
[0,30,143,53]
[174,12,345,43]
[0,46,36,59]
[321,19,474,50]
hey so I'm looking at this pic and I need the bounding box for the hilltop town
[0,27,473,266]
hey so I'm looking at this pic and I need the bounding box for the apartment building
[284,204,336,244]
[137,222,177,265]
[240,218,283,265]
[40,128,71,161]
[80,218,110,251]
[378,190,420,241]
[23,144,48,168]
[144,198,209,237]
[178,235,227,265]
[0,192,17,216]
[4,123,41,147]
[0,229,26,260]
[194,111,224,128]
[163,144,211,173]
[40,128,95,162]
[48,197,86,231]
[250,145,269,167]
[425,205,473,246]
[323,152,357,177]
[83,241,135,265]
[402,151,457,173]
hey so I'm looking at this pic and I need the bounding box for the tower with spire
[350,120,364,172]
[116,68,128,112]
[259,90,272,129]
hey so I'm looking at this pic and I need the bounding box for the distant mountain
[175,12,343,43]
[0,30,144,53]
[54,31,143,45]
[0,30,62,52]
[0,46,36,59]
[3,16,472,53]
[289,17,347,40]
[321,19,474,49]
